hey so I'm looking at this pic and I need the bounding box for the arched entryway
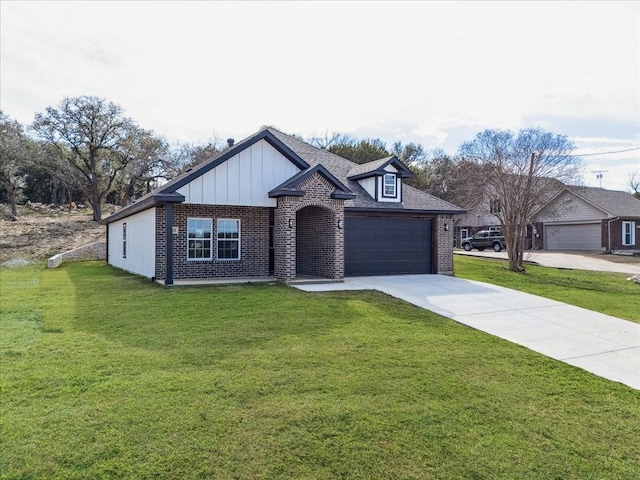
[296,205,338,278]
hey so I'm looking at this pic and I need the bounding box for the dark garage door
[345,216,433,276]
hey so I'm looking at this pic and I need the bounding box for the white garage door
[544,223,601,250]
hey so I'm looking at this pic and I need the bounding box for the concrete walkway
[456,250,640,275]
[294,275,640,390]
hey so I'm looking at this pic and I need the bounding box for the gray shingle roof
[104,126,465,224]
[347,157,394,177]
[266,127,464,213]
[568,186,640,218]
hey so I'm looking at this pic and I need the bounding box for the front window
[383,173,396,197]
[122,223,127,258]
[622,221,635,246]
[217,219,240,260]
[490,198,502,215]
[187,218,212,260]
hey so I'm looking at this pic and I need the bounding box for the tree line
[0,96,225,222]
[6,94,637,272]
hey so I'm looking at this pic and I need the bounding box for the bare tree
[629,171,640,199]
[0,112,31,218]
[460,128,579,272]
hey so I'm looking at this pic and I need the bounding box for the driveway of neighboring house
[294,275,640,390]
[455,250,640,275]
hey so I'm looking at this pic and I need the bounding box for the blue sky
[1,1,638,191]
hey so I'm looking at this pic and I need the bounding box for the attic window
[383,173,397,198]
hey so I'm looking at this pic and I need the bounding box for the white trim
[622,221,636,246]
[187,217,213,261]
[216,218,241,261]
[382,173,397,198]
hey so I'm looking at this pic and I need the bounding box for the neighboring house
[532,186,640,253]
[453,177,564,248]
[101,127,464,284]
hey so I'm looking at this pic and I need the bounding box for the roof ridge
[265,126,361,166]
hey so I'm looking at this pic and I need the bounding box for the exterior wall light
[289,218,294,228]
[338,219,344,229]
[444,223,450,231]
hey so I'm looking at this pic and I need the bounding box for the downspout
[105,224,109,264]
[607,217,619,253]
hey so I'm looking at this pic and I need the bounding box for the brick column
[436,214,455,275]
[274,197,297,282]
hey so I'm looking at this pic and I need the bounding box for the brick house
[531,186,640,253]
[102,127,464,284]
[454,180,640,253]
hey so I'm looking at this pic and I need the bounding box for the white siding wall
[358,177,376,199]
[177,140,300,207]
[108,208,156,278]
[537,192,607,223]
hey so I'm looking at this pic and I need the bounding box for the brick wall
[274,173,345,282]
[435,215,454,275]
[606,218,640,253]
[155,204,270,280]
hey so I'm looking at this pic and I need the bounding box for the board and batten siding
[536,191,607,223]
[358,177,376,199]
[108,208,156,278]
[176,139,301,207]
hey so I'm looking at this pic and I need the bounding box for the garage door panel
[544,223,601,250]
[345,216,432,276]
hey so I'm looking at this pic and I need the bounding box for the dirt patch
[0,204,105,263]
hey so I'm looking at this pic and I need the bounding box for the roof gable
[347,156,413,180]
[269,164,356,200]
[161,129,309,195]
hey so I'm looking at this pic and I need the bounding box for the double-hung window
[187,218,212,260]
[217,219,240,260]
[622,221,635,246]
[383,173,397,197]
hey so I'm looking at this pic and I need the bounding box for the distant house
[454,182,640,253]
[101,127,464,284]
[453,177,564,248]
[532,186,640,253]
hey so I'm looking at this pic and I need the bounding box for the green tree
[327,138,390,164]
[460,128,579,272]
[32,96,162,221]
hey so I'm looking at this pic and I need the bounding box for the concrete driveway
[456,250,640,275]
[294,275,640,390]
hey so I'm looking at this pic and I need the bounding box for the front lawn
[1,262,639,479]
[455,255,640,323]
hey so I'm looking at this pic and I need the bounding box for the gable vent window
[490,198,502,215]
[383,173,397,198]
[622,221,635,246]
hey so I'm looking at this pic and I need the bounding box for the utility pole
[593,170,608,188]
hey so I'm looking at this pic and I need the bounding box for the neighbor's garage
[544,223,601,250]
[344,215,433,275]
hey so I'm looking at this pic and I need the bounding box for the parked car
[461,230,506,252]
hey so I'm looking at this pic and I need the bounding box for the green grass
[1,262,639,479]
[454,255,640,323]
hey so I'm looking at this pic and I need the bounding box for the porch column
[274,198,296,282]
[165,203,174,285]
